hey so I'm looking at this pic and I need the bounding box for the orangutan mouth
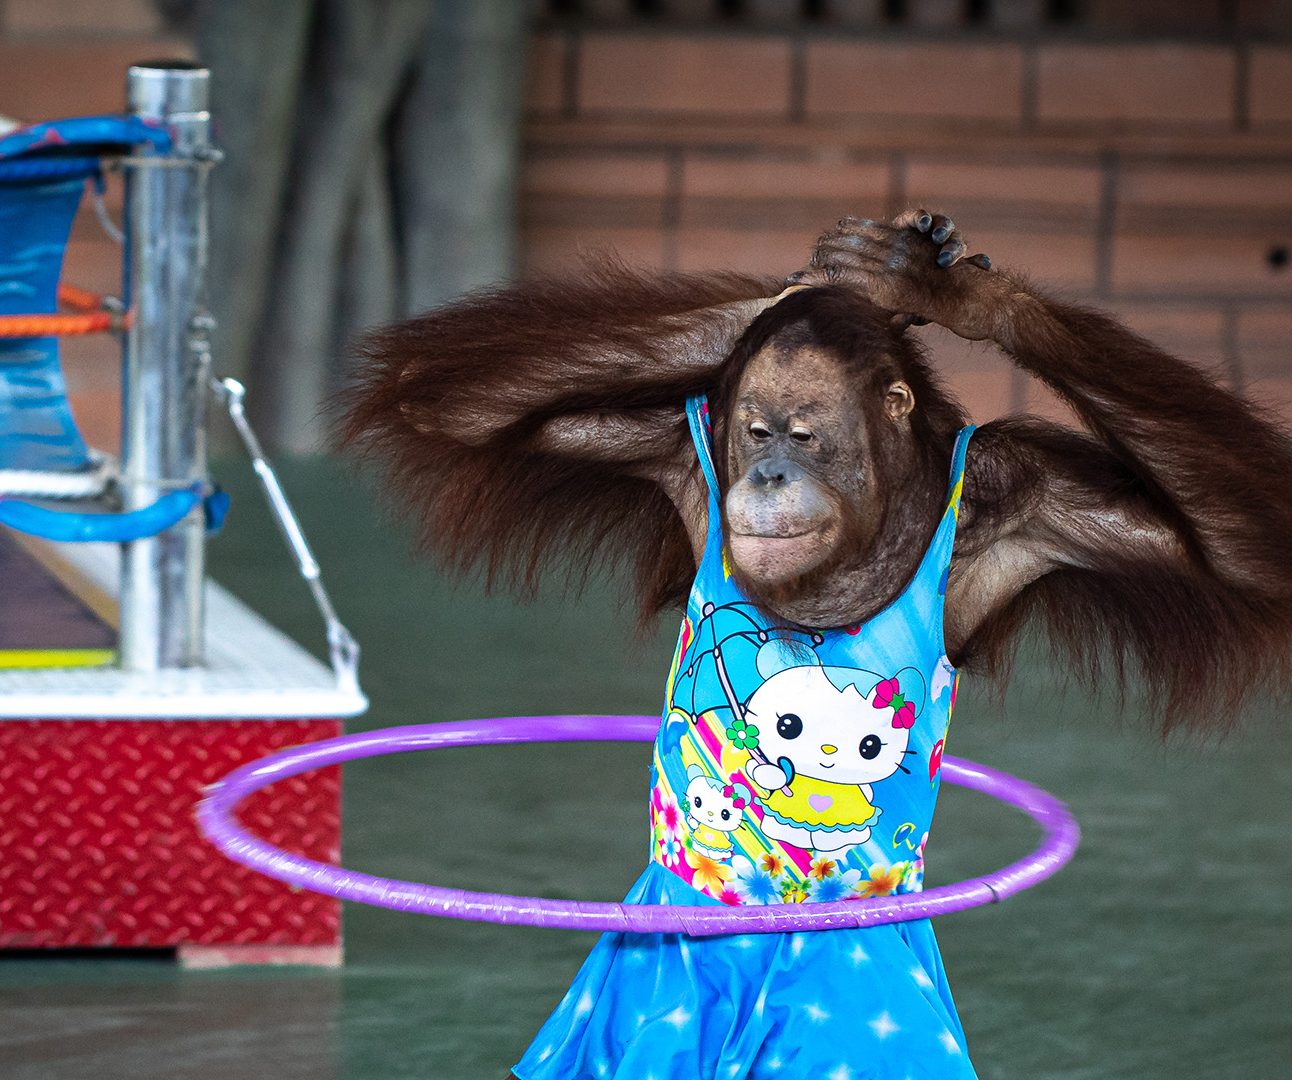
[729,529,817,546]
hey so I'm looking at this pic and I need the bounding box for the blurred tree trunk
[247,0,431,451]
[197,0,315,391]
[394,0,527,313]
[193,0,527,453]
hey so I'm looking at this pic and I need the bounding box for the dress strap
[918,423,977,602]
[685,394,721,501]
[945,423,976,519]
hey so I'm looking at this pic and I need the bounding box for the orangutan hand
[786,211,1011,342]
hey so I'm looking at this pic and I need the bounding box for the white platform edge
[0,537,368,720]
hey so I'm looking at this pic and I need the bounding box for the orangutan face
[723,342,902,593]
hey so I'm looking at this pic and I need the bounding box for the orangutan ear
[884,380,915,421]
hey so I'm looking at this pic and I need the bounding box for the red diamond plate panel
[0,719,341,949]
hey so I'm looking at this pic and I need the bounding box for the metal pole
[119,61,214,671]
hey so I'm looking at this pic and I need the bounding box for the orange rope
[56,283,106,312]
[0,285,130,338]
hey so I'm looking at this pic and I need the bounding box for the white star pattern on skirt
[869,1011,901,1040]
[663,1005,692,1030]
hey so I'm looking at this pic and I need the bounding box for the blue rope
[0,485,204,543]
[0,156,101,185]
[0,116,172,161]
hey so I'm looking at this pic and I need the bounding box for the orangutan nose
[750,456,803,488]
[821,744,838,755]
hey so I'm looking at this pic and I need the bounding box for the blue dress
[514,397,979,1080]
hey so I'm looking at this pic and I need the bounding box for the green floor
[1,458,1288,1079]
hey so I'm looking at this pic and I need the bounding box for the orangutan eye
[749,421,772,440]
[789,426,813,443]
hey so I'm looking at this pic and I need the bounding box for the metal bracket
[210,376,361,696]
[116,148,224,169]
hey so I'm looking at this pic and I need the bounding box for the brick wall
[523,30,1292,422]
[2,1,1290,434]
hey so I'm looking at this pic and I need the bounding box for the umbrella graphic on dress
[668,600,826,796]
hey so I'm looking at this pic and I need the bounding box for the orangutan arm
[345,260,778,471]
[527,406,707,521]
[340,261,786,611]
[797,211,1292,602]
[988,288,1292,599]
[942,418,1193,654]
[797,212,1292,729]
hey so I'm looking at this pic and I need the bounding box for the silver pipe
[119,62,215,671]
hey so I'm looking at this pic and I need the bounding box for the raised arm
[796,212,1292,730]
[346,259,776,468]
[341,259,779,616]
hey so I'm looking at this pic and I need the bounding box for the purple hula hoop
[197,715,1079,936]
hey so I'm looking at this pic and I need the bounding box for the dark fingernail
[932,227,949,243]
[937,250,954,267]
[917,213,932,230]
[979,254,992,269]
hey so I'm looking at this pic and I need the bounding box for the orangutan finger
[892,208,933,233]
[937,236,968,268]
[930,214,956,245]
[965,252,993,271]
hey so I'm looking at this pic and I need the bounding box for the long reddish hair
[340,261,773,618]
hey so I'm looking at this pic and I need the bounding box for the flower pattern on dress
[686,846,733,895]
[656,831,683,869]
[724,717,760,752]
[732,855,780,905]
[808,868,863,902]
[854,863,909,898]
[652,789,683,839]
[759,852,785,876]
[809,857,838,881]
